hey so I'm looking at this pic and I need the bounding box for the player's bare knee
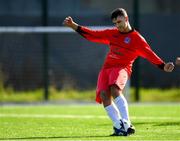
[110,85,122,99]
[100,91,108,100]
[100,91,111,106]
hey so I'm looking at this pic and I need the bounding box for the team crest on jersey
[124,37,131,44]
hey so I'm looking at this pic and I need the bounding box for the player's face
[112,16,128,32]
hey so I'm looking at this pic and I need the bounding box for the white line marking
[0,114,180,120]
[0,114,106,119]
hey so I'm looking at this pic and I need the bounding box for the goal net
[0,26,130,99]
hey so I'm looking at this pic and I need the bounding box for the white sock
[114,95,130,123]
[105,103,121,129]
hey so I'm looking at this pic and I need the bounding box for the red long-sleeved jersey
[76,26,165,75]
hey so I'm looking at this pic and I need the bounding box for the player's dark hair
[111,8,128,20]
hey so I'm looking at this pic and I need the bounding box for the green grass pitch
[1,104,180,140]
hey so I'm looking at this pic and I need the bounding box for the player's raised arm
[63,16,110,44]
[137,35,174,72]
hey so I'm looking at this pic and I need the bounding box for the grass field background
[1,87,180,102]
[1,104,180,140]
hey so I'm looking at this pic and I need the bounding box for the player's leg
[96,69,122,131]
[110,85,135,136]
[110,85,130,122]
[99,91,121,128]
[99,90,128,136]
[108,68,130,122]
[109,68,135,135]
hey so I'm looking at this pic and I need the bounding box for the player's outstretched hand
[63,16,74,27]
[175,57,180,65]
[164,62,174,72]
[63,16,78,30]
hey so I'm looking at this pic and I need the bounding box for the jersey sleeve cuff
[157,63,165,70]
[75,25,88,37]
[76,25,82,33]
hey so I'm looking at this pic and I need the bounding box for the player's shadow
[133,121,157,125]
[0,135,111,140]
[134,121,180,126]
[154,121,180,127]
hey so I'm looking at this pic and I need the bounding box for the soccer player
[176,57,180,65]
[63,8,174,136]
